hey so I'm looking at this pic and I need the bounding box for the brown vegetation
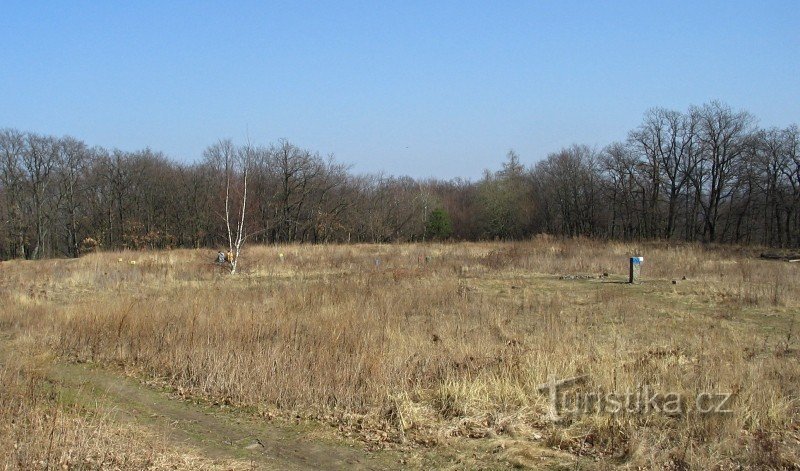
[1,239,799,469]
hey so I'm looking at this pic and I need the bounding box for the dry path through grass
[1,336,402,470]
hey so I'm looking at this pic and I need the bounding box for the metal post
[629,256,643,284]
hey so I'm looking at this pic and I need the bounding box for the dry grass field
[1,238,799,469]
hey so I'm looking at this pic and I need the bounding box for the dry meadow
[1,238,798,469]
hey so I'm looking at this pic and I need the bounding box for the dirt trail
[22,352,401,470]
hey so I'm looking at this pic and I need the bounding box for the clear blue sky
[1,1,797,179]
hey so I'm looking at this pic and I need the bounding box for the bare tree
[56,136,89,257]
[0,129,27,258]
[204,139,251,274]
[689,101,755,242]
[532,145,601,237]
[22,133,59,258]
[658,109,699,238]
[267,140,325,242]
[629,110,665,237]
[600,142,639,239]
[228,144,252,273]
[779,126,799,246]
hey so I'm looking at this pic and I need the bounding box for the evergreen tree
[425,208,452,240]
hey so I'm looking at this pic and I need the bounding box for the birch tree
[204,139,251,274]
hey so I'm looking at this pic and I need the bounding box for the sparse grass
[1,239,799,469]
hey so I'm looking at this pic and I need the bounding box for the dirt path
[39,358,402,470]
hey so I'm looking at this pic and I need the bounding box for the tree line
[1,101,798,259]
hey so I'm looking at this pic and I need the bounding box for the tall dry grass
[0,334,250,470]
[1,238,798,469]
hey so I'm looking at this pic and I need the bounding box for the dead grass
[1,239,799,469]
[0,335,252,470]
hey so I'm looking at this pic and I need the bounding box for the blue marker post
[629,257,644,284]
